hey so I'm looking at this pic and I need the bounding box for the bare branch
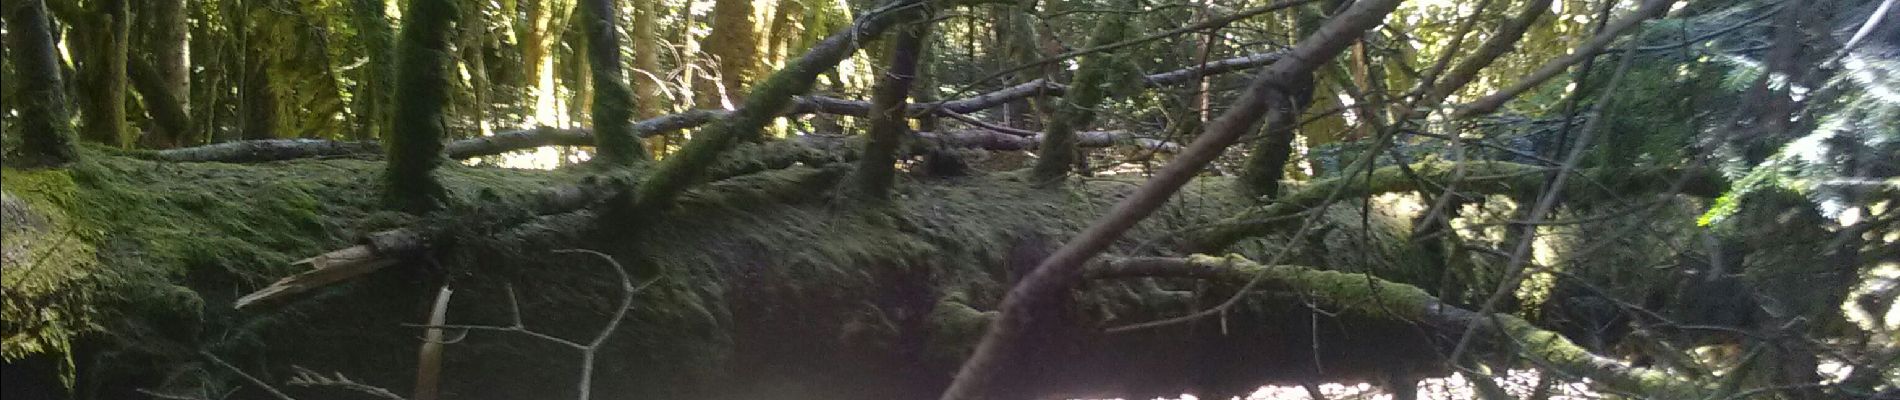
[1453,0,1676,118]
[939,0,1405,397]
[200,351,297,400]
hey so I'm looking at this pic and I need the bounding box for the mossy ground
[4,150,1462,399]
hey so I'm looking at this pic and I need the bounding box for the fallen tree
[1,152,1733,399]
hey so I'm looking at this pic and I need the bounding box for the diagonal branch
[1086,254,1711,398]
[938,0,1405,397]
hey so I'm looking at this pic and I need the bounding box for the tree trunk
[522,0,577,126]
[1030,4,1134,184]
[2,0,78,166]
[703,0,769,105]
[384,0,462,211]
[353,0,398,140]
[580,0,648,165]
[630,0,664,120]
[133,0,190,147]
[854,18,930,200]
[68,0,131,147]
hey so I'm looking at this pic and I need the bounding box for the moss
[3,150,578,391]
[1182,254,1440,314]
[1,169,98,367]
[1496,315,1707,398]
[7,149,1459,397]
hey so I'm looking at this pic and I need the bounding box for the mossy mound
[4,151,1453,399]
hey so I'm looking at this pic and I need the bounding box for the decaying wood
[234,230,421,309]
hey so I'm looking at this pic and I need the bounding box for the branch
[939,0,1405,397]
[1085,254,1711,398]
[1186,161,1726,253]
[630,0,982,215]
[400,249,653,400]
[1417,0,1555,111]
[201,351,298,400]
[144,52,1279,163]
[235,175,638,310]
[286,367,408,400]
[914,130,1181,153]
[139,139,385,163]
[1453,0,1676,118]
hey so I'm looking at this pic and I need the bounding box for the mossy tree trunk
[129,0,191,147]
[703,0,768,105]
[994,2,1048,127]
[384,0,461,211]
[579,0,648,165]
[2,0,79,167]
[854,19,931,200]
[630,0,664,121]
[912,39,940,132]
[352,0,398,140]
[1236,3,1326,199]
[1029,4,1135,184]
[521,0,576,126]
[763,0,805,72]
[65,0,132,147]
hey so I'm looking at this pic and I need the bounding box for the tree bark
[522,0,577,126]
[630,0,664,121]
[67,0,131,147]
[704,0,768,105]
[128,56,192,148]
[1031,0,1135,184]
[579,0,649,165]
[854,20,931,200]
[2,0,78,167]
[384,0,463,211]
[133,0,190,147]
[352,0,398,140]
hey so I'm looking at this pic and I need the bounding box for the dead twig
[403,249,659,400]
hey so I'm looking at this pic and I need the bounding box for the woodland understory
[1,0,1897,399]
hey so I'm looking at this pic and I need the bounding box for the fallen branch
[234,175,636,310]
[915,130,1182,153]
[940,0,1402,397]
[148,52,1277,163]
[1185,161,1726,253]
[402,249,656,400]
[1086,254,1711,398]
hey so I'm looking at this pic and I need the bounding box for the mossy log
[0,152,1725,399]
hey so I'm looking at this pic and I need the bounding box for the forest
[0,0,1895,398]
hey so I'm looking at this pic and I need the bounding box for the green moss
[4,148,1456,396]
[383,0,461,211]
[1,168,98,367]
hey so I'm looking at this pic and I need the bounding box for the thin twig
[200,351,297,400]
